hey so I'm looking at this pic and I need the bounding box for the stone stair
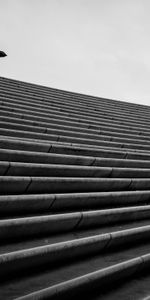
[1,76,150,299]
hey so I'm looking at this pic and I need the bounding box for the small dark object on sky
[0,51,7,57]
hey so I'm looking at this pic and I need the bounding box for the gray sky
[1,0,150,105]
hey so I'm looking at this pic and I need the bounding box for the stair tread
[1,244,150,300]
[1,76,150,299]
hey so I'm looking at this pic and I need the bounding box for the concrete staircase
[1,77,150,299]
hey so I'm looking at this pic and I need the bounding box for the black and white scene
[1,1,150,299]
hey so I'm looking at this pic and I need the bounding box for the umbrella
[0,51,7,57]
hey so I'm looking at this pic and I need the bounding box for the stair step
[1,225,150,279]
[2,99,150,132]
[1,245,150,300]
[2,114,150,142]
[1,191,150,215]
[13,252,150,300]
[1,161,150,177]
[1,137,150,159]
[2,105,150,135]
[1,206,150,239]
[2,148,150,168]
[1,76,150,299]
[2,91,150,127]
[1,127,150,152]
[1,76,150,112]
[2,176,150,195]
[2,84,150,122]
[1,219,150,254]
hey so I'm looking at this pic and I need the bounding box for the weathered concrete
[15,255,150,300]
[1,206,150,240]
[1,76,150,300]
[1,225,150,279]
[0,190,150,215]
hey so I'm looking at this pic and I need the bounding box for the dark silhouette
[0,51,7,57]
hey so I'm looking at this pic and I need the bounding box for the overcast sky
[1,0,150,105]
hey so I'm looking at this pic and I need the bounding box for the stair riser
[1,90,150,126]
[13,255,150,300]
[1,149,150,168]
[1,191,150,214]
[1,127,150,152]
[1,84,150,120]
[2,114,150,142]
[1,207,150,239]
[2,100,150,131]
[1,77,149,113]
[1,226,150,279]
[2,105,150,135]
[1,162,150,178]
[1,138,150,160]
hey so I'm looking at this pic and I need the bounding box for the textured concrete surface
[1,76,150,299]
